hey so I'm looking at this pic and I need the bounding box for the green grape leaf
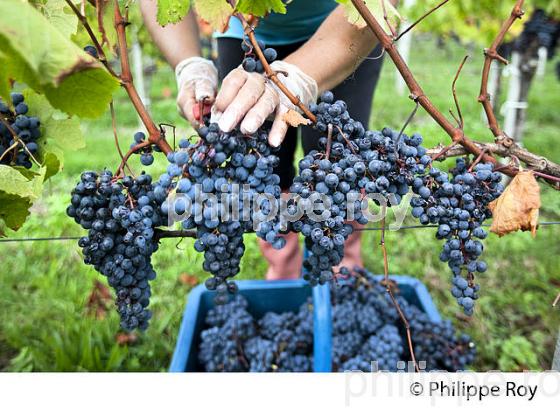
[156,0,191,25]
[236,0,286,17]
[23,90,85,151]
[0,165,46,233]
[21,90,84,180]
[41,150,63,181]
[193,0,234,32]
[0,165,42,199]
[0,193,33,234]
[336,0,401,33]
[0,0,119,118]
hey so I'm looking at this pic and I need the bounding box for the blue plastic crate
[169,279,331,372]
[169,274,440,372]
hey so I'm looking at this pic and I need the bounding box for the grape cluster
[198,295,314,372]
[331,267,476,372]
[410,158,503,315]
[0,92,41,169]
[130,131,158,166]
[67,170,165,330]
[291,91,431,284]
[241,39,277,73]
[154,121,285,303]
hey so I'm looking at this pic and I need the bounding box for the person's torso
[214,0,338,45]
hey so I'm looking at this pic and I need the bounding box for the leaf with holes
[488,170,541,237]
[336,0,401,33]
[156,0,191,26]
[35,0,79,38]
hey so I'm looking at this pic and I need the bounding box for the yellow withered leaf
[488,170,541,237]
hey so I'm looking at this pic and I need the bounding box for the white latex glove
[212,60,318,147]
[175,57,218,127]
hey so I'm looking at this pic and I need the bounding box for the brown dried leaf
[179,273,199,287]
[116,332,138,346]
[283,109,310,127]
[86,280,112,319]
[488,170,541,237]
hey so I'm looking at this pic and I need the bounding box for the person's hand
[175,57,218,127]
[212,60,318,147]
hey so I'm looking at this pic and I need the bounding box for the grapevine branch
[113,2,173,156]
[349,0,560,186]
[350,0,506,171]
[428,143,560,183]
[379,215,419,372]
[69,1,173,177]
[478,0,525,146]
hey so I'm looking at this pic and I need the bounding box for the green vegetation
[1,37,558,372]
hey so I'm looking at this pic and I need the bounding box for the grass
[1,37,559,372]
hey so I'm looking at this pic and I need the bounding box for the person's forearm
[139,0,201,69]
[284,5,380,93]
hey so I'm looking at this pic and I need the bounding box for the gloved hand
[212,60,318,147]
[175,57,218,127]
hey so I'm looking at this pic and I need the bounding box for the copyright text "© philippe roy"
[418,380,538,401]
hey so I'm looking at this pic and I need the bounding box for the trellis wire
[0,221,559,243]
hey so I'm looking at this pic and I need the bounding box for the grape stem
[451,55,469,130]
[350,0,560,188]
[393,0,451,42]
[379,214,420,372]
[110,101,135,177]
[235,13,318,122]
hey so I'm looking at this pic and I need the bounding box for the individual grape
[84,45,99,59]
[263,48,277,63]
[242,57,257,73]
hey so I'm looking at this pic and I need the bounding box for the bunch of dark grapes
[410,158,503,315]
[155,121,285,303]
[241,38,277,73]
[198,267,475,372]
[67,170,165,330]
[289,91,431,284]
[331,267,476,372]
[130,131,159,166]
[0,93,41,169]
[198,295,314,372]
